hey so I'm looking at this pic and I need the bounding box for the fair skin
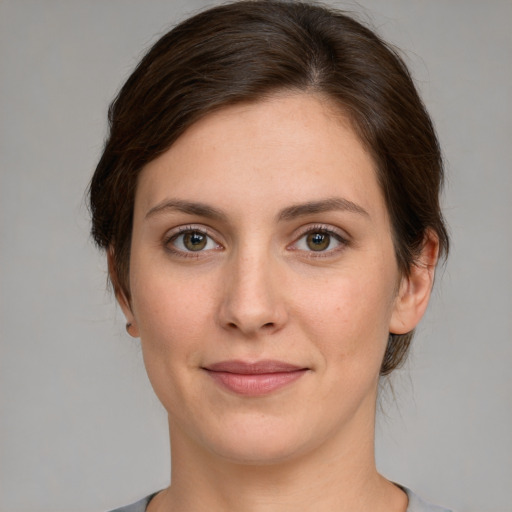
[115,93,438,512]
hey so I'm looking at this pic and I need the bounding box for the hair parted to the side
[89,0,449,375]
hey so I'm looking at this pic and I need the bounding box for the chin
[195,414,319,466]
[210,439,307,467]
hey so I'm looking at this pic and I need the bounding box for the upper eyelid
[163,226,223,257]
[165,224,218,240]
[288,224,351,255]
[163,225,223,248]
[292,223,350,240]
[162,223,350,250]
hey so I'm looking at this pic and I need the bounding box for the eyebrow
[145,197,369,222]
[277,197,369,221]
[145,199,228,221]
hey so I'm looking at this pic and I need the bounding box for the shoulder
[106,493,157,512]
[404,487,453,512]
[106,488,452,512]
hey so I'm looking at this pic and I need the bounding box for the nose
[217,249,288,337]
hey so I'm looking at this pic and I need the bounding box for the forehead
[134,93,387,222]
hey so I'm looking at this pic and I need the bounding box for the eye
[167,229,220,253]
[305,232,331,251]
[293,228,347,253]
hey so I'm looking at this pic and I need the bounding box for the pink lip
[203,360,308,396]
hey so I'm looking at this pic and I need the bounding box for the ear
[389,231,439,335]
[107,248,140,338]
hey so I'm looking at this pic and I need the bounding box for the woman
[89,1,450,511]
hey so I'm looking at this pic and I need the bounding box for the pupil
[307,232,330,251]
[185,232,207,251]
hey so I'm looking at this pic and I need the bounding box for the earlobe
[107,248,140,338]
[389,231,439,335]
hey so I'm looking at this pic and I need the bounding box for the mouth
[202,360,309,396]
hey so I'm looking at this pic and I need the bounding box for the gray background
[1,1,511,511]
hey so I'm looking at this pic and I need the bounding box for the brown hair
[89,0,449,375]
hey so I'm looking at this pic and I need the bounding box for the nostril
[225,321,275,331]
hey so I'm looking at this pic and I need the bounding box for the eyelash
[163,224,350,258]
[163,225,222,258]
[290,224,350,257]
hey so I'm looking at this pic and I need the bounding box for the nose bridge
[219,239,286,335]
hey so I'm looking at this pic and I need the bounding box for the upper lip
[203,360,306,374]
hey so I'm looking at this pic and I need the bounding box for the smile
[203,360,308,396]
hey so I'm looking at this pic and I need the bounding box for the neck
[150,396,407,512]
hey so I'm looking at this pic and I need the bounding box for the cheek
[128,256,220,387]
[128,271,217,416]
[132,274,215,350]
[290,262,397,364]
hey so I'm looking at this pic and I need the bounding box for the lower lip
[205,370,307,396]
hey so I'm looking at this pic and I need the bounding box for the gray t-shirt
[107,487,452,512]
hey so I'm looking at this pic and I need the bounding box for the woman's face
[123,94,415,465]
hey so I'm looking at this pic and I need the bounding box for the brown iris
[306,232,330,251]
[183,231,207,251]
